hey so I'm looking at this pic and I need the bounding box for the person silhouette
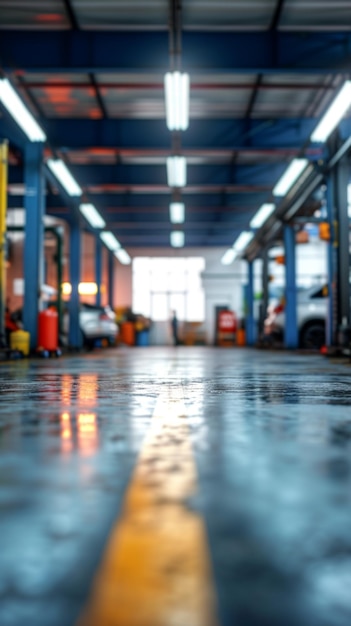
[170,310,179,346]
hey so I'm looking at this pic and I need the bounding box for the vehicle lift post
[0,140,8,349]
[284,224,298,349]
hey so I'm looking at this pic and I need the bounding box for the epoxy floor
[1,347,351,626]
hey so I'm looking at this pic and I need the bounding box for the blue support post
[260,248,269,340]
[68,219,82,349]
[23,142,45,350]
[326,179,336,347]
[326,154,350,347]
[284,225,298,349]
[95,235,102,307]
[335,159,350,331]
[108,252,114,308]
[246,261,255,346]
[0,141,8,349]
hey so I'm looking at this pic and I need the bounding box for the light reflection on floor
[0,347,351,626]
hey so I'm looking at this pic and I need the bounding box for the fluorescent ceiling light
[47,159,82,197]
[233,231,254,252]
[250,203,276,229]
[170,231,184,248]
[100,231,121,251]
[79,203,106,229]
[272,158,309,197]
[164,71,190,131]
[221,248,238,265]
[170,202,185,224]
[167,156,186,188]
[0,78,46,142]
[221,231,254,265]
[311,80,351,143]
[115,248,131,265]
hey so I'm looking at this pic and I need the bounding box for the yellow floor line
[77,385,219,626]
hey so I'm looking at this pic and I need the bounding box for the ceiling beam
[39,162,284,186]
[43,205,260,214]
[169,0,183,69]
[62,0,80,30]
[57,146,322,163]
[1,31,351,73]
[245,74,262,119]
[89,73,108,119]
[1,115,327,155]
[270,0,286,31]
[16,75,46,119]
[82,184,272,195]
[105,222,250,230]
[39,118,319,150]
[96,234,239,247]
[7,183,272,197]
[16,80,334,91]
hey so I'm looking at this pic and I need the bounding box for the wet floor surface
[0,347,351,626]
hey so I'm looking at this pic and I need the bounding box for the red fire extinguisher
[37,308,58,351]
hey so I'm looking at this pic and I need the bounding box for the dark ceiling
[0,0,351,251]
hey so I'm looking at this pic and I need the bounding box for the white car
[61,302,119,348]
[264,284,328,349]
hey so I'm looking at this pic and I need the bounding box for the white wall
[268,239,328,288]
[121,247,250,345]
[120,240,329,345]
[200,249,248,344]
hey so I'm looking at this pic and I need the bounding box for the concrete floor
[0,347,351,626]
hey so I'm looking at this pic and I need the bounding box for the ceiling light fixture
[221,230,254,265]
[233,230,254,252]
[79,203,106,229]
[0,78,46,142]
[47,159,82,197]
[170,202,185,224]
[170,231,184,248]
[272,158,309,197]
[167,156,186,187]
[115,248,131,265]
[100,231,121,251]
[311,80,351,143]
[164,71,190,131]
[250,203,276,229]
[221,248,238,265]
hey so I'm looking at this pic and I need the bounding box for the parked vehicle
[263,283,329,349]
[10,302,119,349]
[61,302,119,348]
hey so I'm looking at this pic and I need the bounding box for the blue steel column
[335,158,350,331]
[108,252,114,307]
[283,225,298,349]
[326,156,350,345]
[260,249,269,340]
[95,235,102,307]
[68,219,82,349]
[23,142,45,350]
[246,261,255,346]
[0,141,8,348]
[326,179,336,347]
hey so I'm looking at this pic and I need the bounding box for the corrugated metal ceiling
[0,0,350,249]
